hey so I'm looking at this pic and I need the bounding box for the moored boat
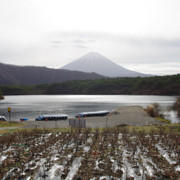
[75,110,109,118]
[20,118,28,121]
[35,114,68,121]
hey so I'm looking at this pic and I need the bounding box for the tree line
[0,74,180,96]
[0,88,4,99]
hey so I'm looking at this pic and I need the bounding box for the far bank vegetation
[0,74,180,95]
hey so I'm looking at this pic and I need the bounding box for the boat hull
[20,118,28,121]
[35,114,68,121]
[75,110,109,118]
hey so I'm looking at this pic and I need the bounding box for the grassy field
[0,121,23,128]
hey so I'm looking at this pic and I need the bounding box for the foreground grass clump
[0,127,180,179]
[155,117,171,124]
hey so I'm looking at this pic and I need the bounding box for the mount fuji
[61,52,149,77]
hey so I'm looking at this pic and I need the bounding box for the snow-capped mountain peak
[61,52,148,77]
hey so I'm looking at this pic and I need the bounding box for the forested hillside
[46,74,180,95]
[0,74,180,95]
[0,62,104,85]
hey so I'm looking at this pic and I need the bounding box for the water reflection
[163,110,179,123]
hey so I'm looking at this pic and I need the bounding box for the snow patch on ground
[156,144,177,164]
[175,165,180,172]
[65,157,82,180]
[141,156,154,177]
[49,163,64,180]
[83,146,90,152]
[0,155,7,164]
[111,159,119,173]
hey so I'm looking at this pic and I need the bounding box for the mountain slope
[0,62,105,85]
[61,52,148,77]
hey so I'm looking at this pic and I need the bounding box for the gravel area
[21,106,163,128]
[85,106,163,128]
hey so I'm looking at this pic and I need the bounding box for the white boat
[75,110,109,118]
[0,116,6,121]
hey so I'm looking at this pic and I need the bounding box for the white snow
[67,153,73,160]
[175,165,180,172]
[95,159,100,170]
[83,146,90,152]
[61,52,144,77]
[1,130,180,180]
[141,156,154,177]
[111,160,119,173]
[25,177,31,180]
[49,164,64,180]
[87,137,93,144]
[122,149,135,179]
[0,155,7,164]
[156,144,177,164]
[51,154,60,161]
[65,157,82,180]
[1,168,17,180]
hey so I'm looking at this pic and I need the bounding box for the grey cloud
[149,38,180,47]
[103,35,180,48]
[73,44,87,49]
[51,40,62,48]
[72,39,87,44]
[1,30,180,75]
[56,31,180,48]
[71,39,89,48]
[124,37,180,48]
[51,45,60,48]
[51,40,62,44]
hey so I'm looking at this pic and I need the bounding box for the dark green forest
[0,74,180,96]
[0,88,4,99]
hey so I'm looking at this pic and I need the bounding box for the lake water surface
[0,95,179,123]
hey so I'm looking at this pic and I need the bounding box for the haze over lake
[0,95,179,123]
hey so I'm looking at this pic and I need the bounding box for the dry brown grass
[174,97,180,117]
[146,103,160,117]
[0,127,180,179]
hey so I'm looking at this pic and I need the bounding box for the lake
[0,95,179,123]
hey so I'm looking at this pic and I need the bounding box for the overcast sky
[0,0,180,75]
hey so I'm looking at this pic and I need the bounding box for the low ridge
[0,62,105,85]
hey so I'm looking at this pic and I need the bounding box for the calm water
[0,95,179,122]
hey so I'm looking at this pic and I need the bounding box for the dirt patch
[0,128,179,179]
[22,106,163,129]
[85,106,163,128]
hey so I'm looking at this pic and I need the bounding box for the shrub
[146,103,160,117]
[174,97,180,117]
